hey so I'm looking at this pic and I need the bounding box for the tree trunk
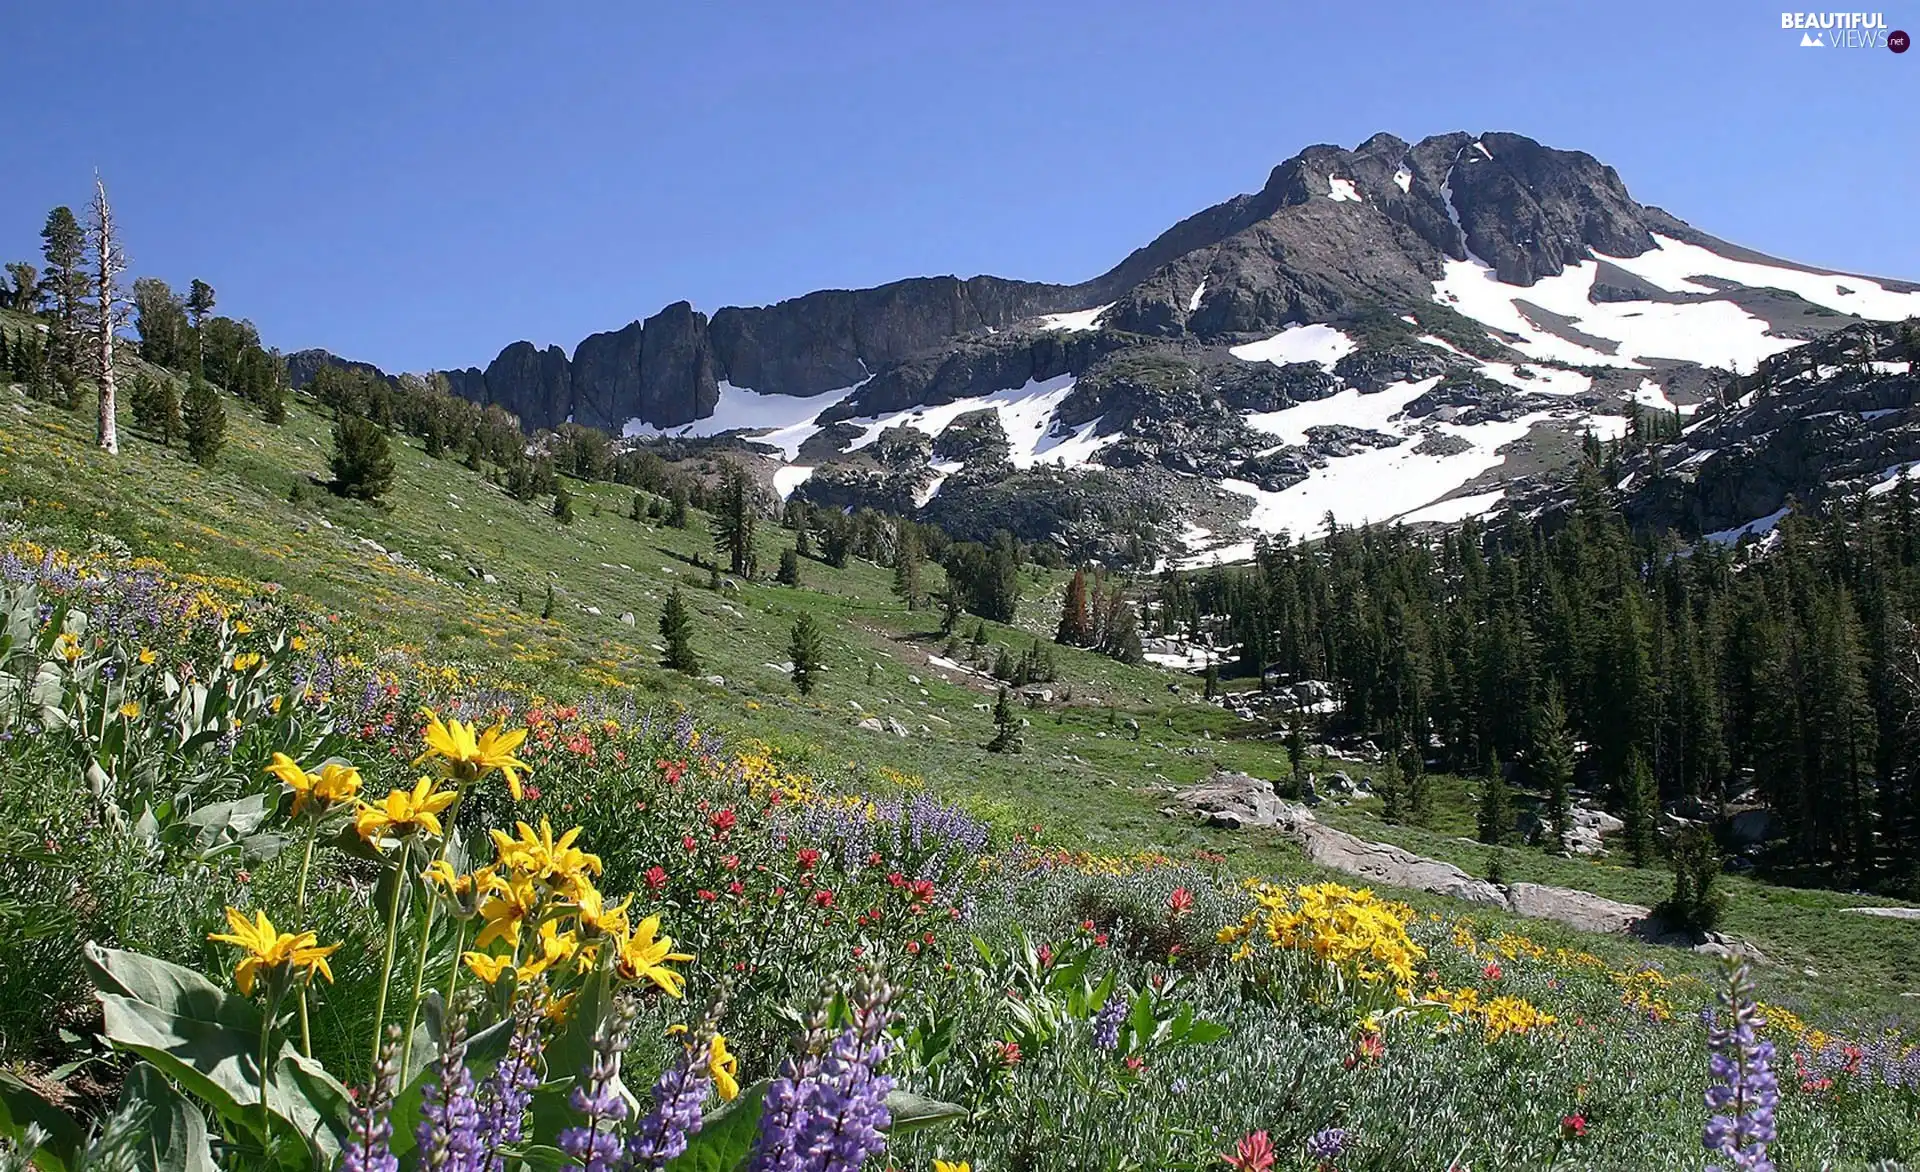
[90,176,122,455]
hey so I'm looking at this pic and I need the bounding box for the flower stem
[370,862,406,1076]
[294,824,318,1058]
[399,779,467,1077]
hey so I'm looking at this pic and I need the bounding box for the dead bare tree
[87,173,128,454]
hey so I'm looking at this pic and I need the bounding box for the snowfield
[623,380,858,459]
[1229,324,1356,370]
[842,375,1118,472]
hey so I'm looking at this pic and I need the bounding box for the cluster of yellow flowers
[1612,965,1675,1022]
[1425,985,1559,1040]
[1219,881,1426,991]
[442,817,692,1000]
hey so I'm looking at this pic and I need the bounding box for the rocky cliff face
[417,130,1689,434]
[285,129,1919,565]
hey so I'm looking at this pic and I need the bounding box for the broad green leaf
[0,1070,84,1171]
[119,1065,217,1172]
[87,945,265,1137]
[265,1050,353,1165]
[885,1089,967,1133]
[664,1080,768,1172]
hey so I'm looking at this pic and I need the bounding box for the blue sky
[3,1,1915,373]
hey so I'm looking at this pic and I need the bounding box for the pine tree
[1476,749,1512,844]
[937,582,963,637]
[1056,567,1094,646]
[1284,710,1308,797]
[39,207,85,399]
[129,372,180,445]
[668,481,691,529]
[892,527,925,609]
[1203,660,1219,700]
[986,685,1022,753]
[709,463,756,576]
[1621,749,1660,867]
[539,583,555,620]
[185,279,215,372]
[552,482,575,524]
[330,413,395,500]
[1532,689,1576,853]
[789,614,823,695]
[777,546,801,586]
[659,587,699,674]
[631,492,646,522]
[4,262,36,315]
[181,375,225,467]
[1658,823,1724,932]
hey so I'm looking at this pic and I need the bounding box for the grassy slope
[2,317,1915,1018]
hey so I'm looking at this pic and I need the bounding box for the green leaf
[86,945,265,1137]
[265,1051,352,1165]
[0,1070,84,1171]
[664,1081,767,1172]
[885,1089,967,1134]
[1181,1021,1230,1046]
[119,1066,217,1172]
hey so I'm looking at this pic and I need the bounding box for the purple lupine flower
[795,979,896,1172]
[745,1004,831,1172]
[1306,1127,1353,1164]
[476,998,542,1172]
[1704,963,1779,1172]
[625,1036,713,1169]
[558,1009,635,1172]
[1092,995,1126,1053]
[342,1028,402,1172]
[416,1010,481,1171]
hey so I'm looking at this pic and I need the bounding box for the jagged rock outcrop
[411,129,1745,436]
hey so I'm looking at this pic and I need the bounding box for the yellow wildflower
[473,872,541,950]
[614,914,693,997]
[490,819,602,895]
[231,652,264,672]
[290,636,308,652]
[708,1034,741,1101]
[417,708,532,798]
[463,951,516,985]
[233,620,253,635]
[575,882,631,940]
[517,920,580,980]
[207,907,340,995]
[55,633,81,663]
[117,701,142,719]
[267,753,363,817]
[354,777,458,844]
[137,648,157,665]
[934,1163,971,1172]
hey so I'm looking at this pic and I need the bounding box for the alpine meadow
[6,9,1920,1172]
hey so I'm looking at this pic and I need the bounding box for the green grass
[4,322,1917,1023]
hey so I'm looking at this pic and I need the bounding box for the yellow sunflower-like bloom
[934,1163,972,1172]
[463,951,516,985]
[354,777,458,844]
[517,920,580,981]
[613,914,693,998]
[708,1033,741,1101]
[207,907,340,996]
[473,872,541,950]
[574,882,631,940]
[117,701,142,719]
[268,753,363,817]
[417,708,532,798]
[490,819,602,894]
[232,652,263,672]
[137,648,157,665]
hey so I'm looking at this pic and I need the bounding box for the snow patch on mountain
[843,374,1116,472]
[624,380,857,458]
[1038,304,1112,332]
[1609,235,1920,320]
[1328,176,1363,203]
[1230,324,1356,370]
[1188,281,1207,313]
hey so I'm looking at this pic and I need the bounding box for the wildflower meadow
[0,540,1916,1171]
